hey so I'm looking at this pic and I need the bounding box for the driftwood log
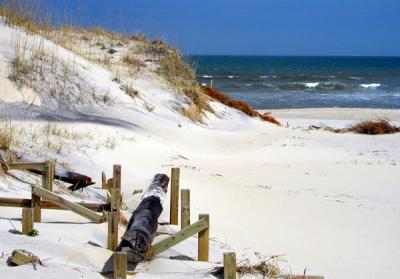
[0,153,94,191]
[117,174,169,267]
[29,168,95,191]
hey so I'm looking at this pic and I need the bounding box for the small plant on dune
[130,33,149,43]
[27,228,39,237]
[348,119,400,135]
[88,27,107,36]
[0,118,19,161]
[122,55,145,71]
[211,257,281,278]
[123,83,139,99]
[138,38,170,58]
[0,119,14,152]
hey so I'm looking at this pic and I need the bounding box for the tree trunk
[117,173,169,266]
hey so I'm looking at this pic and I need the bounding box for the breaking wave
[279,82,347,91]
[360,83,381,89]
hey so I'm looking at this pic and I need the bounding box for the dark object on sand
[117,174,169,267]
[348,118,400,135]
[0,154,95,191]
[28,167,95,191]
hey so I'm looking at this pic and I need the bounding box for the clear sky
[40,0,400,56]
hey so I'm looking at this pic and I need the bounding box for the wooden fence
[0,163,322,279]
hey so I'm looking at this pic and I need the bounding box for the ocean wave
[304,82,319,88]
[277,74,336,81]
[261,82,276,89]
[360,83,381,89]
[279,82,347,91]
[202,75,213,78]
[259,75,277,79]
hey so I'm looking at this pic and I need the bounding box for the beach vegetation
[0,0,276,123]
[348,119,400,135]
[202,86,281,125]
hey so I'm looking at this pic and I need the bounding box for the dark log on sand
[0,153,94,191]
[118,174,169,267]
[28,168,94,191]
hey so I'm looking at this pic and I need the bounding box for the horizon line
[186,54,400,58]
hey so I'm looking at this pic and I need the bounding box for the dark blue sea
[188,56,400,109]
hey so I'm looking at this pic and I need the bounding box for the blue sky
[41,0,400,56]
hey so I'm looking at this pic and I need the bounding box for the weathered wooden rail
[0,197,110,211]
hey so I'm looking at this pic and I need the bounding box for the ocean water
[188,56,400,109]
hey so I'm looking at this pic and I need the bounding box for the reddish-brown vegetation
[348,119,399,135]
[201,86,280,126]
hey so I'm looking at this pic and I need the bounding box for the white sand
[261,108,400,128]
[0,21,399,279]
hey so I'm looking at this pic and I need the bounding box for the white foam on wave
[304,82,319,88]
[202,75,213,78]
[360,83,381,88]
[259,75,277,79]
[228,76,235,79]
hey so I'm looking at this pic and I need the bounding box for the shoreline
[259,107,400,121]
[258,108,400,128]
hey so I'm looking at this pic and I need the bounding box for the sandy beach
[264,108,400,120]
[260,108,400,128]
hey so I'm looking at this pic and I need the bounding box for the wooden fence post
[48,160,55,192]
[198,214,209,261]
[170,168,180,225]
[108,211,119,251]
[181,189,190,229]
[113,252,127,279]
[108,164,121,251]
[33,160,54,223]
[224,252,237,279]
[32,192,41,223]
[113,165,121,190]
[22,208,33,235]
[42,160,53,191]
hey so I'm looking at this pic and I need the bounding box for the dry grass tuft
[202,86,281,126]
[211,258,281,278]
[123,83,139,99]
[0,118,19,161]
[139,38,170,58]
[0,119,14,151]
[9,52,30,84]
[88,27,108,36]
[157,48,212,119]
[122,55,145,70]
[130,33,149,43]
[348,119,400,135]
[0,0,50,34]
[177,104,204,123]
